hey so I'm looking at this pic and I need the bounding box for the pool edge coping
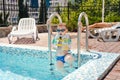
[98,55,120,80]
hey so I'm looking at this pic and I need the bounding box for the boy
[52,23,74,72]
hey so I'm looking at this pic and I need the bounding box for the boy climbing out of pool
[52,23,74,72]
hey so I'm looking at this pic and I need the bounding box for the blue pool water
[0,46,94,80]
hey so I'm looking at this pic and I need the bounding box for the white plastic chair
[8,18,38,44]
[98,28,120,42]
[89,23,120,41]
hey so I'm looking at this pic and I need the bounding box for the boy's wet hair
[58,23,66,27]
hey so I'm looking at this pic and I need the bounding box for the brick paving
[0,32,120,80]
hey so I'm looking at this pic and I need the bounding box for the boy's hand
[62,45,69,51]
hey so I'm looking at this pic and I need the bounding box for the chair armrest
[33,25,37,33]
[12,26,17,31]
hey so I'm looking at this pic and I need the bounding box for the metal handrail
[46,12,62,71]
[77,12,89,67]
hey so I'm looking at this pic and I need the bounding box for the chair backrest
[18,18,36,31]
[111,22,120,29]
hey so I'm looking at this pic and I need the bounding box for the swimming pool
[0,44,119,80]
[0,44,94,80]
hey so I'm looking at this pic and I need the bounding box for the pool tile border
[62,51,120,80]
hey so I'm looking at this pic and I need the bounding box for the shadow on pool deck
[14,38,34,44]
[0,32,120,80]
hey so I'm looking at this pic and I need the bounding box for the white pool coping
[62,51,120,80]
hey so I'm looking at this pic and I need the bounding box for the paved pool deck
[0,32,120,80]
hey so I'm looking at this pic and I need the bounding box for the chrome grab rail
[77,12,89,67]
[46,12,89,69]
[46,12,62,71]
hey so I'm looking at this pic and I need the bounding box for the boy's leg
[64,54,74,67]
[56,61,64,71]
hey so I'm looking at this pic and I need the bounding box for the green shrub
[105,12,120,22]
[50,0,120,32]
[0,12,9,27]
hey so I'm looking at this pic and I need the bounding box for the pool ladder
[77,12,89,68]
[47,12,89,70]
[47,12,62,71]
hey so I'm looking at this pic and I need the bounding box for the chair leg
[36,30,40,40]
[32,34,35,43]
[88,31,100,39]
[8,34,12,44]
[17,37,19,40]
[36,34,40,40]
[100,30,120,42]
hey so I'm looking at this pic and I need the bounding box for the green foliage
[55,4,61,15]
[4,12,9,24]
[51,17,59,24]
[0,13,3,24]
[18,0,29,21]
[66,11,79,32]
[38,0,47,24]
[105,12,120,22]
[0,12,9,26]
[24,2,29,18]
[50,0,120,31]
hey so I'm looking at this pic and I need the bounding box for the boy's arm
[68,34,72,44]
[67,34,72,50]
[63,28,68,35]
[52,35,58,50]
